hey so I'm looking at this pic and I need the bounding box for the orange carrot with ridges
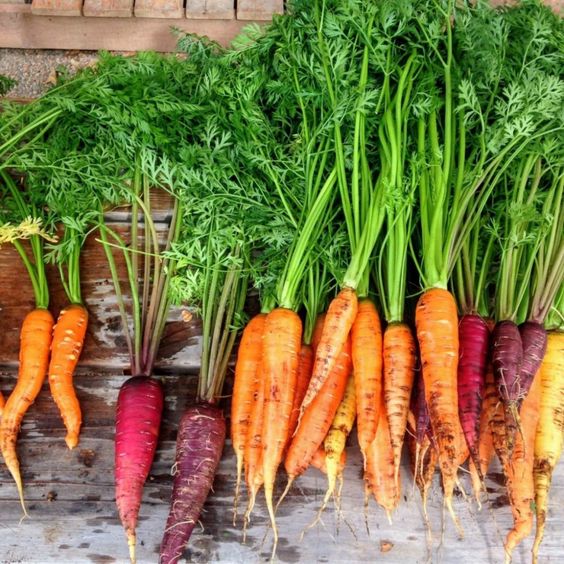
[383,322,416,485]
[415,287,462,535]
[301,288,357,414]
[283,336,351,487]
[504,370,541,563]
[243,358,265,532]
[1,308,54,515]
[365,392,400,521]
[287,343,314,442]
[48,303,89,450]
[231,313,266,521]
[351,299,382,463]
[261,308,302,555]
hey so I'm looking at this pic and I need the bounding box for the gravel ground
[0,49,101,98]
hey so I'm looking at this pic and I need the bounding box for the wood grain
[82,0,133,18]
[236,0,282,21]
[0,365,562,564]
[133,0,183,19]
[0,11,248,51]
[30,0,82,15]
[186,0,234,20]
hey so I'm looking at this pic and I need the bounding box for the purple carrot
[160,403,226,564]
[457,314,490,473]
[518,321,547,405]
[115,376,164,564]
[492,320,523,405]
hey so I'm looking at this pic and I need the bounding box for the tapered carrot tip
[65,433,78,450]
[127,531,136,564]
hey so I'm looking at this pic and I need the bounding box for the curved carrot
[0,308,54,515]
[301,288,358,414]
[383,321,416,486]
[261,308,302,557]
[283,336,351,488]
[48,303,89,449]
[532,331,564,563]
[415,288,462,536]
[504,369,541,563]
[231,313,266,521]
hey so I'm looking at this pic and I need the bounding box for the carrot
[305,374,356,528]
[310,445,347,477]
[230,313,266,521]
[365,392,399,521]
[48,303,89,449]
[351,298,382,464]
[282,335,351,496]
[160,404,226,564]
[532,331,564,563]
[115,376,164,564]
[469,364,497,505]
[504,369,541,563]
[261,307,302,555]
[457,314,490,473]
[301,287,357,414]
[415,287,462,535]
[0,393,4,416]
[311,313,326,351]
[383,322,416,486]
[287,343,314,442]
[243,359,265,532]
[0,308,54,515]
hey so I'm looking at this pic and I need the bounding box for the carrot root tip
[127,531,136,564]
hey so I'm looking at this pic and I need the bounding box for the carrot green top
[0,171,53,310]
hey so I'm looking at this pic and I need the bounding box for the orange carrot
[0,392,4,416]
[0,308,54,515]
[365,392,399,521]
[301,288,358,414]
[261,308,302,555]
[311,313,326,351]
[48,303,88,450]
[383,321,416,486]
[243,358,265,531]
[415,287,462,535]
[469,365,497,505]
[504,370,541,563]
[352,299,382,463]
[286,343,314,442]
[231,313,266,520]
[283,336,351,486]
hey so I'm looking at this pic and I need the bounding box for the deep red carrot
[160,404,225,564]
[115,376,164,564]
[457,314,490,474]
[518,321,547,404]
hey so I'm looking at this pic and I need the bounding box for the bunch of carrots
[0,1,563,563]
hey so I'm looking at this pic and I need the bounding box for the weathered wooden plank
[186,0,234,20]
[134,0,183,19]
[0,225,201,372]
[0,12,248,51]
[82,0,133,18]
[236,0,282,21]
[31,0,82,16]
